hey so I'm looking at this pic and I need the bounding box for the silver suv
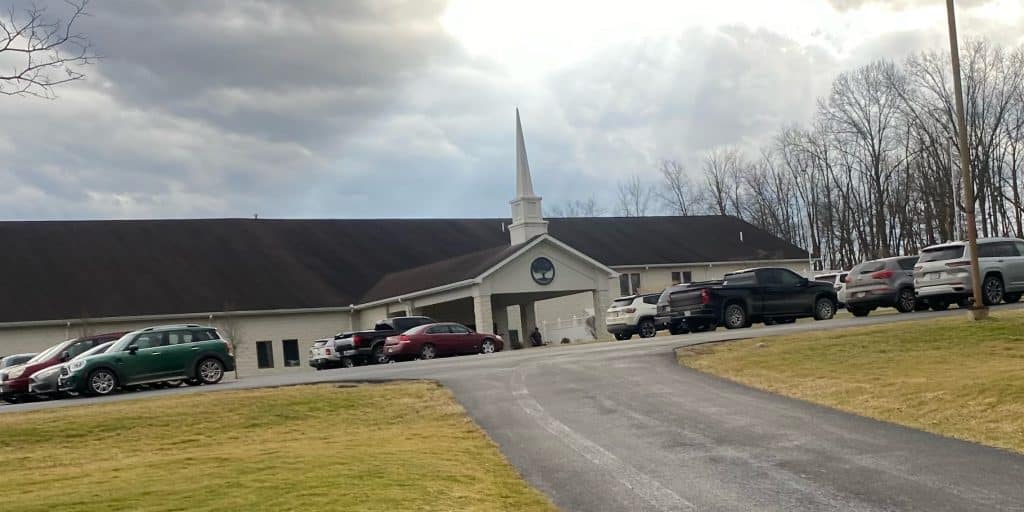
[844,256,920,316]
[914,237,1024,308]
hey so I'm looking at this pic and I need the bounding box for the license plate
[387,348,394,354]
[927,272,940,280]
[683,311,692,317]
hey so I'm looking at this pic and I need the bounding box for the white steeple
[509,108,548,245]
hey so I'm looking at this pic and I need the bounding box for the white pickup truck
[605,293,663,340]
[308,335,359,370]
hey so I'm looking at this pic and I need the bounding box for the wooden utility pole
[946,0,988,319]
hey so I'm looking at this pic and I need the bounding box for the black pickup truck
[655,267,837,332]
[339,316,436,365]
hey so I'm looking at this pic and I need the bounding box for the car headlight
[69,360,87,372]
[8,367,25,379]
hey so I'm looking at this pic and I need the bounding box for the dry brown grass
[677,310,1024,454]
[0,382,557,512]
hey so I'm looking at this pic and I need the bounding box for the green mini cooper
[59,324,235,396]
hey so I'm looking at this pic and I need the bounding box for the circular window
[530,257,555,285]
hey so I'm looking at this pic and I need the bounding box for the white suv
[914,237,1024,308]
[606,293,661,340]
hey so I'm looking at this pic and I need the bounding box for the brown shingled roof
[0,216,806,323]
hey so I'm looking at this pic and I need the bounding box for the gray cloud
[827,0,991,11]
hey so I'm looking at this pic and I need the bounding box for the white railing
[541,314,595,342]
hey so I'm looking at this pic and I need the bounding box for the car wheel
[930,299,950,311]
[197,358,225,385]
[982,275,1005,305]
[895,288,916,313]
[372,344,390,365]
[419,343,436,360]
[480,338,497,354]
[638,319,657,338]
[86,369,118,396]
[1004,292,1022,303]
[848,306,870,317]
[340,357,355,368]
[814,297,836,320]
[723,304,748,329]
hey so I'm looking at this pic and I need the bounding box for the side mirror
[60,351,71,362]
[128,345,139,355]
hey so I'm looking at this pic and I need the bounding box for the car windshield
[72,341,114,361]
[854,261,886,274]
[612,298,634,307]
[920,245,965,263]
[26,340,72,364]
[2,355,32,368]
[109,331,139,352]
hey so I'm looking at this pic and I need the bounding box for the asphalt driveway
[5,306,1024,511]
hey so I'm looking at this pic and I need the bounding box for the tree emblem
[531,257,555,285]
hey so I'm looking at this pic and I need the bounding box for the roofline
[611,258,812,269]
[354,279,478,309]
[477,234,618,281]
[0,305,358,330]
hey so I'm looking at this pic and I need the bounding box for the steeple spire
[515,108,536,198]
[509,108,547,245]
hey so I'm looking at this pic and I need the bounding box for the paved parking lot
[5,305,1024,511]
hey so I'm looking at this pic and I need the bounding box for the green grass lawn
[0,382,556,512]
[677,310,1024,454]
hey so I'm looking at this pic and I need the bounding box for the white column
[473,292,494,334]
[520,301,538,345]
[592,289,612,340]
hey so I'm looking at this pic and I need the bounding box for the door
[120,331,167,383]
[422,325,450,355]
[447,324,476,354]
[1012,242,1024,291]
[162,330,200,379]
[755,269,788,316]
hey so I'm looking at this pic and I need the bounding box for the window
[1017,242,1024,256]
[282,339,300,367]
[619,273,641,296]
[775,269,804,286]
[65,340,95,359]
[670,271,693,284]
[642,294,660,305]
[166,330,195,345]
[132,332,164,350]
[979,241,1020,258]
[256,341,274,369]
[426,325,449,334]
[920,245,965,263]
[449,324,471,334]
[724,272,756,285]
[898,257,918,270]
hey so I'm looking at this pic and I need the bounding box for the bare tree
[616,175,655,217]
[547,196,606,217]
[702,146,748,218]
[656,160,704,215]
[1,0,95,98]
[215,303,244,379]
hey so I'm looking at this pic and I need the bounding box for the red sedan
[384,323,503,361]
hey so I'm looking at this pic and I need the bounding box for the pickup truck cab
[656,267,837,331]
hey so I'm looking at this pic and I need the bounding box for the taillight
[945,261,971,267]
[351,334,363,348]
[844,274,853,283]
[399,334,410,344]
[700,289,710,305]
[623,307,636,313]
[913,265,922,271]
[325,348,332,356]
[870,270,894,280]
[223,340,234,357]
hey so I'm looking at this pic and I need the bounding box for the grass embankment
[677,310,1024,454]
[0,382,555,512]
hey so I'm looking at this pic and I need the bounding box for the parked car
[383,323,503,361]
[656,267,838,331]
[0,332,124,404]
[58,324,235,396]
[340,316,436,364]
[813,271,849,307]
[1,353,35,370]
[914,237,1024,309]
[842,256,921,316]
[29,341,115,398]
[605,293,663,340]
[308,335,359,370]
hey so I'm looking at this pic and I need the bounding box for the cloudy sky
[1,0,1022,220]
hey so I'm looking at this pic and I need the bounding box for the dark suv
[58,325,235,396]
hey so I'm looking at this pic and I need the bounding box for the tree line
[551,38,1024,271]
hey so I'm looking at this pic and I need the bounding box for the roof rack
[141,324,203,331]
